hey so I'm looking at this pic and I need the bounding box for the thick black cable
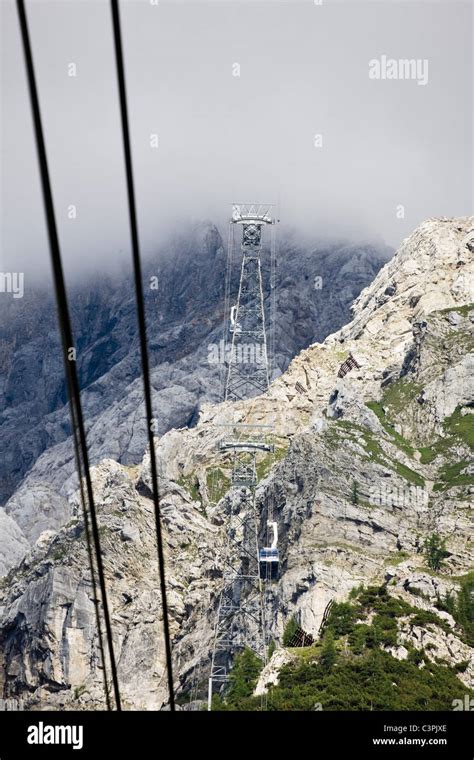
[16,0,122,711]
[109,0,175,710]
[67,390,111,710]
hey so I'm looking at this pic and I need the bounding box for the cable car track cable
[66,382,111,710]
[16,0,122,711]
[109,0,175,710]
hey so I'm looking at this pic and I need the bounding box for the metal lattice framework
[208,426,274,708]
[224,204,276,401]
[205,203,278,709]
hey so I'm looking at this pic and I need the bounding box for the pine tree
[351,480,359,505]
[424,533,449,571]
[282,616,299,646]
[226,648,263,706]
[319,630,337,673]
[456,573,474,645]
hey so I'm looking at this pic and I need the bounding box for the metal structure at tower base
[208,425,274,709]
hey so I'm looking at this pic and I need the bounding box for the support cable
[16,0,122,711]
[109,0,175,710]
[67,385,111,710]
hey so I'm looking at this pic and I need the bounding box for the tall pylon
[224,204,276,401]
[207,203,277,710]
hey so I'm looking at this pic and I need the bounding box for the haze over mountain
[2,0,472,276]
[0,222,391,563]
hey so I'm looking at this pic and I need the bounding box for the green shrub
[424,533,449,571]
[326,602,356,636]
[351,480,359,505]
[372,613,398,647]
[435,573,474,645]
[213,648,263,710]
[435,589,456,616]
[264,647,472,711]
[319,630,336,673]
[348,624,370,654]
[282,616,299,646]
[455,572,474,646]
[217,584,474,711]
[407,648,424,666]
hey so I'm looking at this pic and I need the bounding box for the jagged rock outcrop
[0,460,222,709]
[254,648,294,696]
[0,222,390,556]
[0,216,472,709]
[0,511,29,578]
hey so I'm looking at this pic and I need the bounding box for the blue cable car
[259,521,279,581]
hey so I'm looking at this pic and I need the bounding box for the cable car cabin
[260,520,279,580]
[259,547,279,580]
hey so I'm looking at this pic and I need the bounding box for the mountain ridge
[0,223,390,563]
[0,216,472,710]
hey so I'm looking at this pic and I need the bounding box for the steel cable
[109,0,175,711]
[17,0,122,711]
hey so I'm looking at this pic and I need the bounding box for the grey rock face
[0,460,221,709]
[0,222,391,558]
[0,511,29,577]
[5,484,73,545]
[0,216,472,710]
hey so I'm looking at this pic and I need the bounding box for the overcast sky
[0,0,472,279]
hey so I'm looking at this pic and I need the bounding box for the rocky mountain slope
[0,216,472,710]
[0,222,390,570]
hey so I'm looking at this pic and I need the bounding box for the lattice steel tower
[224,204,276,401]
[207,425,274,709]
[207,204,277,710]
